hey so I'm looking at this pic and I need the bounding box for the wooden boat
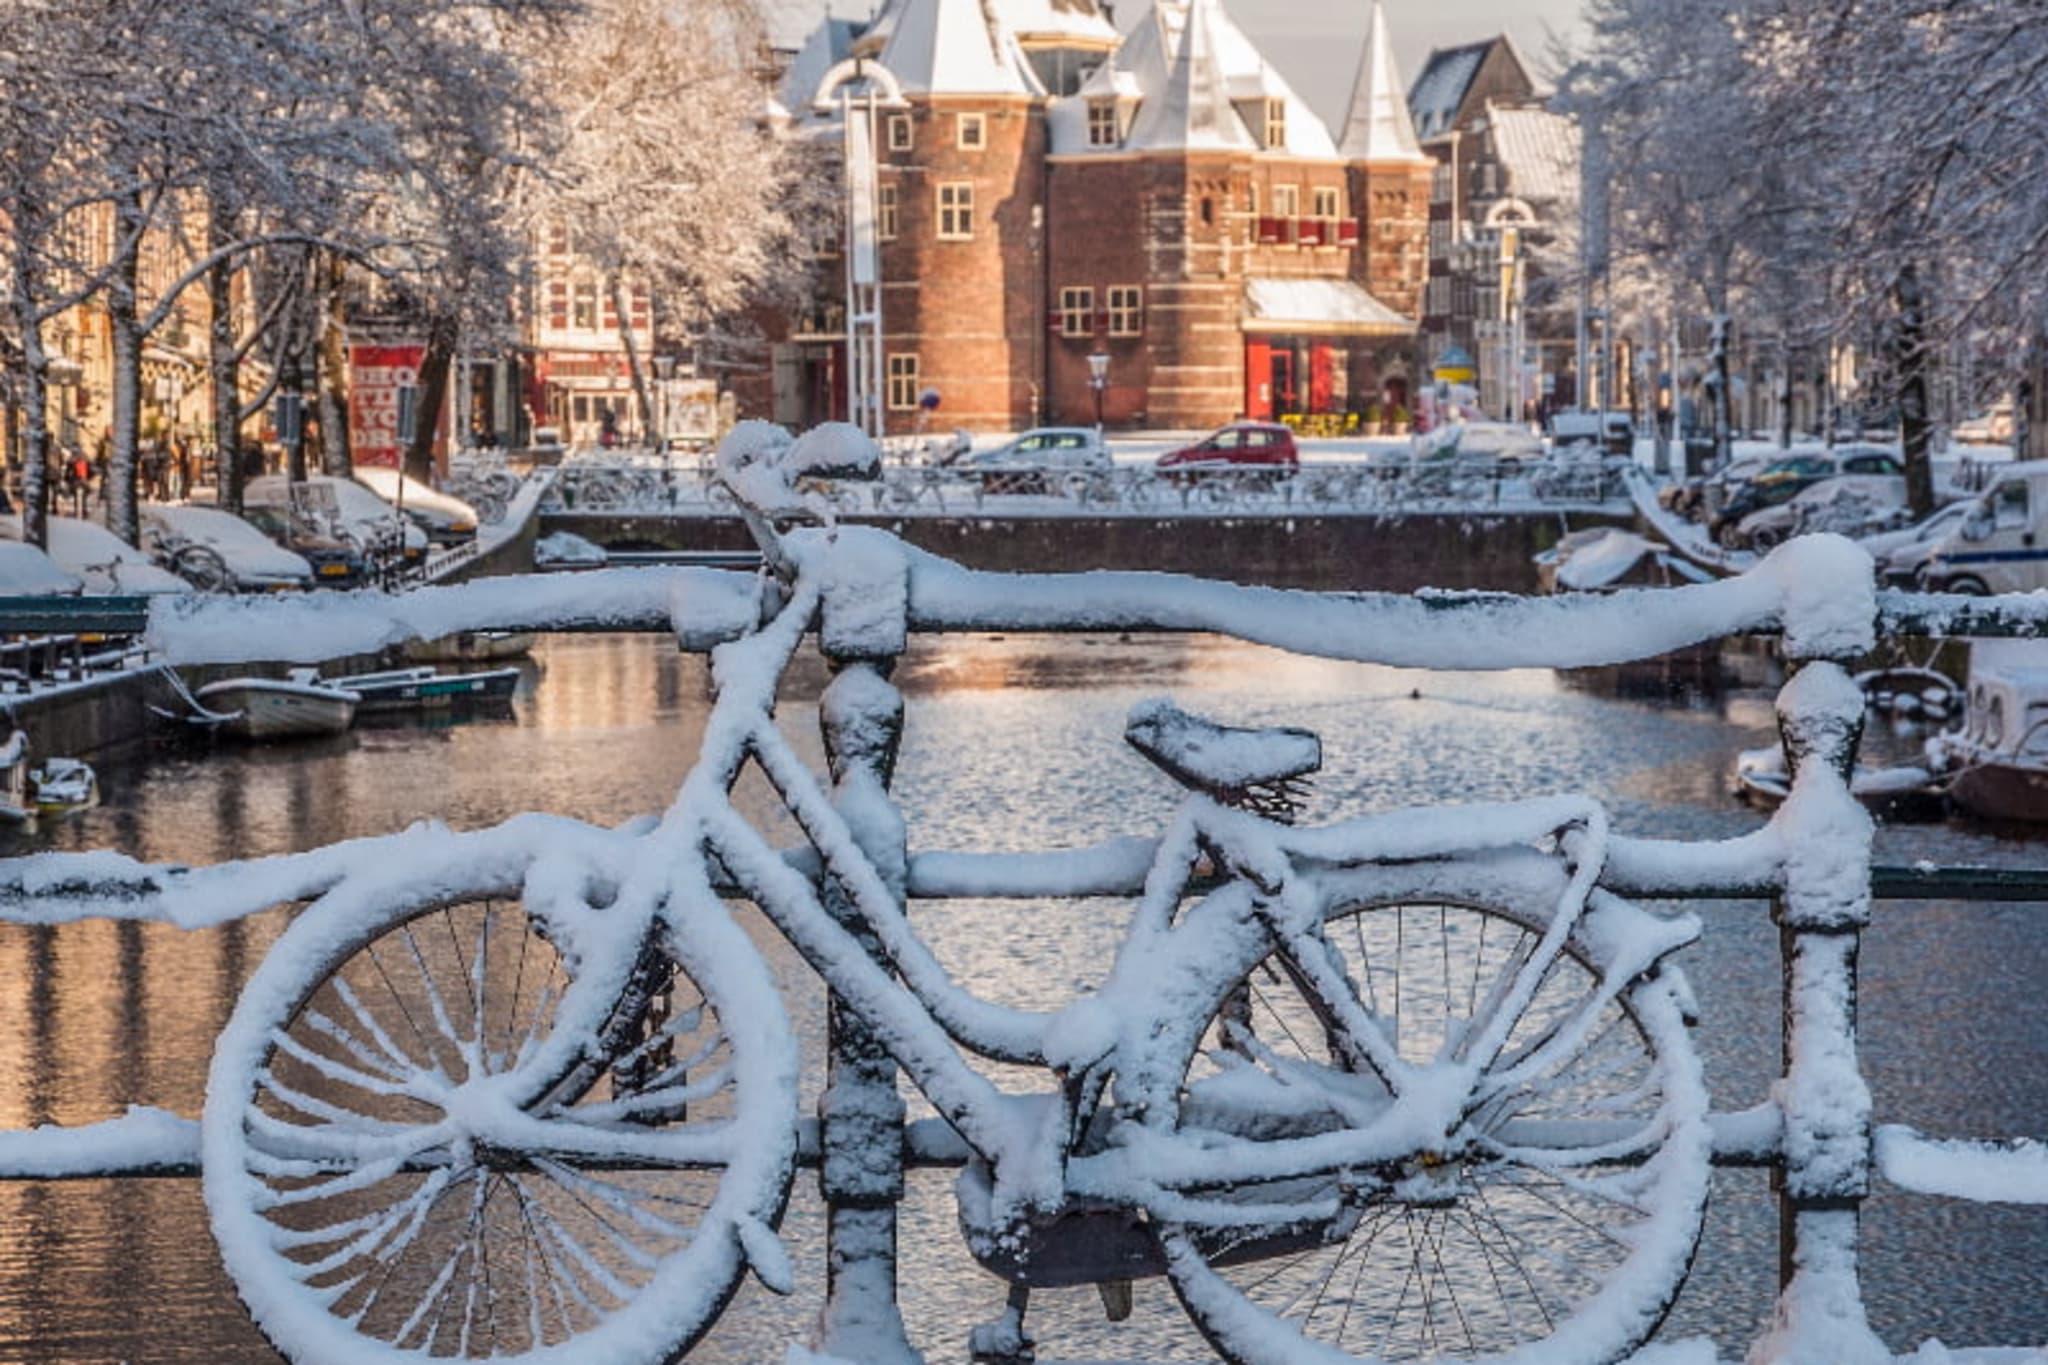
[193,677,358,740]
[1925,642,2048,823]
[29,757,98,815]
[301,665,520,714]
[403,630,536,664]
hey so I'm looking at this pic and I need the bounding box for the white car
[352,467,482,542]
[40,517,191,594]
[1734,473,1909,550]
[143,503,314,592]
[1441,421,1545,469]
[965,427,1112,495]
[1860,502,1972,584]
[1954,402,2015,446]
[245,475,429,561]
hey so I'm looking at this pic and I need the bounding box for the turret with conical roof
[1337,1,1430,164]
[1122,0,1254,154]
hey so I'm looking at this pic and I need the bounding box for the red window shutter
[548,281,568,329]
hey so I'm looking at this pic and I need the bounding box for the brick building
[747,0,1433,434]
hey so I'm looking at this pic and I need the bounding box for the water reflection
[0,633,2039,1361]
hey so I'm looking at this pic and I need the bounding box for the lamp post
[652,354,675,453]
[1087,352,1109,432]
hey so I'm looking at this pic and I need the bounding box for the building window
[888,114,912,151]
[1312,187,1340,222]
[1431,162,1451,205]
[1272,184,1299,218]
[887,354,920,410]
[1107,285,1143,337]
[957,112,986,149]
[1264,99,1287,148]
[1059,286,1093,336]
[571,279,598,330]
[1429,218,1450,256]
[937,182,975,239]
[1427,277,1450,317]
[1087,101,1118,147]
[878,183,898,240]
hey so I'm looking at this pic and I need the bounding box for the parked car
[351,467,481,543]
[0,541,83,597]
[1733,474,1910,551]
[1708,446,1905,545]
[237,504,369,586]
[142,503,315,592]
[1954,402,2015,446]
[33,517,191,595]
[1919,461,2048,593]
[245,475,427,566]
[1860,502,1973,585]
[1547,409,1635,457]
[965,427,1111,495]
[1155,422,1299,481]
[1440,421,1545,471]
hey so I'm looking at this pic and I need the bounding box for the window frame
[1264,98,1287,149]
[887,114,912,151]
[1312,186,1341,222]
[956,112,986,150]
[1106,285,1143,337]
[936,181,975,240]
[886,354,920,411]
[1059,285,1094,336]
[877,183,899,241]
[1271,184,1300,218]
[1087,100,1118,147]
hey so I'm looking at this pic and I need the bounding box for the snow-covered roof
[1407,41,1487,140]
[1485,103,1577,203]
[1122,0,1254,153]
[780,13,864,111]
[1242,277,1414,335]
[869,0,1041,96]
[1004,0,1116,48]
[759,0,873,54]
[1053,0,1336,158]
[1335,1,1427,164]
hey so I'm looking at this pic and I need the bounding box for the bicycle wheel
[1157,884,1707,1365]
[204,885,796,1365]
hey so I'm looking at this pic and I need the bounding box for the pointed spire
[1124,0,1255,153]
[1337,1,1428,163]
[873,0,1036,97]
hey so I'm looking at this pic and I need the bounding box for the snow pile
[534,529,608,565]
[1556,528,1659,590]
[1875,1126,2048,1204]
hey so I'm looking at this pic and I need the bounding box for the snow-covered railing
[539,452,1630,519]
[1,422,2044,1365]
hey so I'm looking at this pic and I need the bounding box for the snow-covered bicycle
[200,425,1710,1365]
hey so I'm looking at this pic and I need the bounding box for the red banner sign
[349,343,424,467]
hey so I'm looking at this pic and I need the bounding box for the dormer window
[1087,100,1118,147]
[888,114,912,151]
[1263,99,1287,149]
[957,112,985,150]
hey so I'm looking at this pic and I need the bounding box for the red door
[1309,343,1335,414]
[1271,349,1297,416]
[1245,339,1274,419]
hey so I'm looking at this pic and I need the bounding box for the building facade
[745,0,1433,435]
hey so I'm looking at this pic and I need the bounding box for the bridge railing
[1,531,2045,1363]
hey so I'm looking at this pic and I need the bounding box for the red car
[1155,421,1301,478]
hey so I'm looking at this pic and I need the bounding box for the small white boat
[193,677,358,740]
[295,665,520,714]
[29,756,98,814]
[1734,743,1946,819]
[1926,641,2048,823]
[0,730,32,825]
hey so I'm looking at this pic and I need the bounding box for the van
[1920,461,2048,593]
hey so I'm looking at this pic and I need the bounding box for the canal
[0,631,2041,1361]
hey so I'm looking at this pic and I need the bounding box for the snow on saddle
[1123,698,1321,822]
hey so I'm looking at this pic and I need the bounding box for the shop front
[1241,278,1416,429]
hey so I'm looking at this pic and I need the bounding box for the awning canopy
[1242,277,1415,338]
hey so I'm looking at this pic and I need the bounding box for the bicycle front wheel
[1157,885,1708,1365]
[204,885,796,1365]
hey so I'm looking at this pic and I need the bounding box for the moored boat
[193,677,358,740]
[29,756,98,814]
[404,631,536,664]
[1926,642,2048,823]
[1733,743,1947,820]
[0,731,32,825]
[300,665,520,714]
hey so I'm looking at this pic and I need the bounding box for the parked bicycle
[201,426,1710,1365]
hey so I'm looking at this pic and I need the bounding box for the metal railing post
[813,581,922,1362]
[1757,557,1890,1363]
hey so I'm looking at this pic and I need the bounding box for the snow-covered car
[236,503,370,586]
[1954,402,2015,446]
[1440,421,1545,470]
[351,467,482,543]
[245,475,428,563]
[142,503,315,592]
[1860,502,1973,585]
[1732,473,1909,550]
[966,427,1111,494]
[33,517,191,595]
[1709,446,1905,544]
[0,540,84,597]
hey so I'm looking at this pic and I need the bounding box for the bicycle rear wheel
[204,885,796,1365]
[1158,885,1707,1365]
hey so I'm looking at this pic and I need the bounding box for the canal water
[0,632,2042,1362]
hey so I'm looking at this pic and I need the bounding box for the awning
[1242,278,1415,338]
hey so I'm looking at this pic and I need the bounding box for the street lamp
[652,354,675,452]
[1087,352,1110,432]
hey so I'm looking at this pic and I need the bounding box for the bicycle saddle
[1124,699,1321,806]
